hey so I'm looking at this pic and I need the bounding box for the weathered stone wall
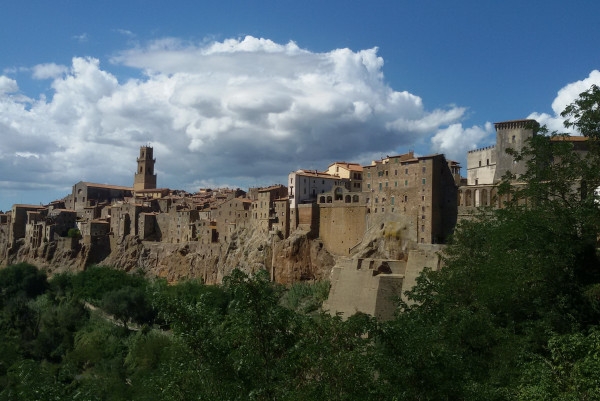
[319,204,366,256]
[324,258,405,321]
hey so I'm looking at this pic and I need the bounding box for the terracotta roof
[294,170,336,178]
[13,204,47,209]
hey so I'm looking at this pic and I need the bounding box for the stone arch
[319,196,326,203]
[345,195,351,203]
[465,189,472,207]
[326,196,333,203]
[352,195,359,203]
[481,188,488,206]
[490,187,498,207]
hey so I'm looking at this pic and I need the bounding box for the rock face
[0,225,336,285]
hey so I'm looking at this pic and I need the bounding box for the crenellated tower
[134,146,157,191]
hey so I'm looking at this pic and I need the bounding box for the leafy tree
[0,263,48,307]
[70,265,146,303]
[518,327,600,400]
[561,84,600,139]
[101,286,156,328]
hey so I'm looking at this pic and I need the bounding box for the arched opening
[326,196,333,203]
[334,187,343,201]
[345,195,351,203]
[465,190,472,207]
[481,189,488,206]
[352,195,359,203]
[319,196,326,203]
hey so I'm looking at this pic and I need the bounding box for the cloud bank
[0,36,470,203]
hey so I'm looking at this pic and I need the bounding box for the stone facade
[459,119,540,215]
[362,152,458,244]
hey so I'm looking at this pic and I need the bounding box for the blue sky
[1,0,599,211]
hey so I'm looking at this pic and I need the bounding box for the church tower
[134,146,157,191]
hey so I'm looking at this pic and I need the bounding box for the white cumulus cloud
[431,122,494,161]
[528,70,600,134]
[0,36,468,206]
[32,63,69,80]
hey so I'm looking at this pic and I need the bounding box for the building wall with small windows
[362,152,458,245]
[467,146,496,185]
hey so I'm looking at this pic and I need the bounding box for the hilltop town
[0,119,570,318]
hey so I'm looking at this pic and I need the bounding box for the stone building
[363,152,459,244]
[213,197,252,242]
[252,185,288,234]
[288,170,349,232]
[325,162,364,192]
[459,119,539,212]
[8,204,47,247]
[67,182,133,217]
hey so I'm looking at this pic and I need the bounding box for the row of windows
[368,166,427,178]
[367,178,427,190]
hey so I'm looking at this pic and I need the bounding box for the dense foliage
[1,86,600,399]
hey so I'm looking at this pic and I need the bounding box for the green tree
[561,84,600,139]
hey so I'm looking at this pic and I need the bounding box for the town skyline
[1,0,600,211]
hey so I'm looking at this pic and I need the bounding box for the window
[421,225,425,232]
[391,197,395,205]
[404,180,408,187]
[479,160,482,167]
[486,159,490,166]
[394,170,398,175]
[395,181,398,187]
[405,168,408,174]
[422,167,426,173]
[379,183,382,190]
[422,178,426,185]
[367,183,371,189]
[385,182,388,187]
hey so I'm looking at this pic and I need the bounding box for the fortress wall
[402,245,442,304]
[467,146,496,185]
[319,205,366,256]
[297,203,319,234]
[324,258,404,321]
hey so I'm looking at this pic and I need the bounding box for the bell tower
[134,146,157,191]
